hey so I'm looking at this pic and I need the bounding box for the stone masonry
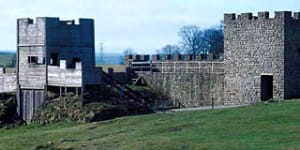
[224,11,300,104]
[126,54,224,107]
[127,11,300,107]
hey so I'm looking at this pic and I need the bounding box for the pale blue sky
[0,0,298,53]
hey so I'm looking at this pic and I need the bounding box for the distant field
[0,52,15,67]
[96,53,123,65]
[1,100,300,149]
[3,67,16,73]
[0,52,123,69]
[98,64,125,72]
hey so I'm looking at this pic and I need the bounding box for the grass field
[0,52,15,67]
[0,100,300,150]
[98,64,125,72]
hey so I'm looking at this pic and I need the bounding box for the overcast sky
[0,0,298,53]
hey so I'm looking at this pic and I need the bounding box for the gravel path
[169,104,249,112]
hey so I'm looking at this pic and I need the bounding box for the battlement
[18,17,94,46]
[224,11,300,24]
[48,62,82,87]
[58,60,82,70]
[17,17,92,26]
[125,53,224,62]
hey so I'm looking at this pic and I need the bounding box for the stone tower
[17,17,101,121]
[224,11,300,104]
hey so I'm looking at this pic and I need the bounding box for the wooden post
[210,73,215,110]
[162,61,164,73]
[64,87,67,95]
[108,68,114,84]
[173,62,175,73]
[150,61,152,72]
[16,84,21,116]
[76,87,79,96]
[59,87,62,97]
[44,85,48,101]
[80,87,83,100]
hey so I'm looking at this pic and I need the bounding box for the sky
[0,0,298,54]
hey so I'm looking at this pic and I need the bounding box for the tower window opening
[28,56,38,64]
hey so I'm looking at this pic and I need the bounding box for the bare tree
[179,22,224,59]
[178,25,204,59]
[203,22,224,57]
[159,44,181,55]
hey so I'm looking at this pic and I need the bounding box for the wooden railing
[130,61,224,74]
[101,70,150,104]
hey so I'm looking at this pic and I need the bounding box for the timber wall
[0,68,16,93]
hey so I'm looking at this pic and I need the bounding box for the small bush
[32,95,118,125]
[0,93,20,127]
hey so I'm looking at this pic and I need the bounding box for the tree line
[123,21,224,60]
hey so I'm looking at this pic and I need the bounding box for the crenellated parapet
[125,53,224,65]
[225,11,300,26]
[224,11,300,104]
[125,53,225,75]
[125,54,150,61]
[17,17,94,46]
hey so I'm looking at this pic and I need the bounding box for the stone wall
[135,61,224,107]
[224,12,286,104]
[224,11,300,104]
[125,11,300,107]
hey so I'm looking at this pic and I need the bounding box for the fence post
[173,62,175,73]
[162,61,164,73]
[150,61,152,72]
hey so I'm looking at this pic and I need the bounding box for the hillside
[0,100,300,150]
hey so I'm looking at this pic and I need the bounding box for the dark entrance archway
[261,75,273,101]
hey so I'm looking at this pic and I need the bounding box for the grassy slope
[0,100,300,150]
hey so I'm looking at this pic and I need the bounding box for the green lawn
[1,100,300,150]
